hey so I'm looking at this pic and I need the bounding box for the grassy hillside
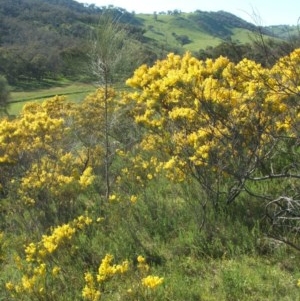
[136,11,270,53]
[138,13,222,52]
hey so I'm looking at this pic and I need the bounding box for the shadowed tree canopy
[0,75,10,115]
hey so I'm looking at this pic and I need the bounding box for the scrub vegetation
[1,1,300,300]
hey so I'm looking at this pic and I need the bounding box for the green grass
[8,82,96,115]
[140,14,222,52]
[161,254,300,300]
[231,28,255,43]
[10,82,95,103]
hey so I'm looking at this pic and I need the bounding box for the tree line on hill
[0,0,146,85]
[198,36,300,67]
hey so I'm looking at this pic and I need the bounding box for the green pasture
[138,13,262,53]
[8,82,97,115]
[139,13,222,52]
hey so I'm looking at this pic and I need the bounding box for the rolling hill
[135,10,273,52]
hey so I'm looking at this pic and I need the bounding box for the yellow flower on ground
[130,195,138,203]
[75,215,93,229]
[82,272,101,301]
[142,275,164,288]
[5,282,14,291]
[25,242,37,262]
[97,254,129,282]
[34,263,46,276]
[52,266,61,277]
[137,255,146,264]
[21,275,36,292]
[109,194,117,201]
[82,286,101,301]
[137,255,149,272]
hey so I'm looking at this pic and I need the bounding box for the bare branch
[250,173,300,181]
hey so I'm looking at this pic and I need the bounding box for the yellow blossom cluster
[75,215,93,230]
[142,275,164,289]
[41,224,76,255]
[25,223,76,261]
[0,95,97,216]
[135,255,164,291]
[18,153,95,206]
[97,254,129,282]
[123,49,300,184]
[130,195,138,203]
[137,255,149,272]
[5,262,47,294]
[79,167,96,188]
[120,154,162,185]
[25,215,93,262]
[70,87,118,150]
[82,254,129,300]
[82,272,101,301]
[6,215,93,298]
[108,194,119,202]
[82,254,164,300]
[0,97,69,165]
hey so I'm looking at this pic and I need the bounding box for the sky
[76,0,300,26]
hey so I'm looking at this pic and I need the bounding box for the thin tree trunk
[104,73,110,201]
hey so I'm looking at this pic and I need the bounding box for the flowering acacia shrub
[0,95,103,230]
[124,50,300,205]
[1,88,164,300]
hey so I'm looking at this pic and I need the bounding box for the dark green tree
[0,75,10,115]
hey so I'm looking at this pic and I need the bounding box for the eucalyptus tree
[88,12,143,201]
